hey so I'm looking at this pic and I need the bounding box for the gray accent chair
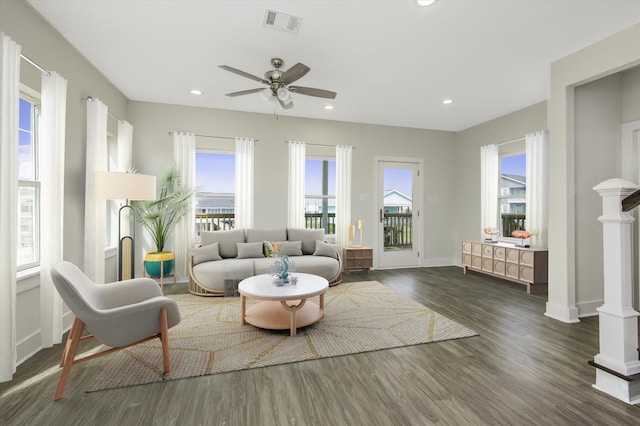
[50,261,181,400]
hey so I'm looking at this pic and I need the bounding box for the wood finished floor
[2,267,640,425]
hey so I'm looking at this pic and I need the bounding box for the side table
[343,246,373,273]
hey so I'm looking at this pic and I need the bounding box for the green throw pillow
[264,241,283,258]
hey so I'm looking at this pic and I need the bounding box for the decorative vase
[279,255,290,283]
[144,251,175,278]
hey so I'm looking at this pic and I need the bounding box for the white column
[593,178,640,404]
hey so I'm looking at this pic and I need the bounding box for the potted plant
[132,165,195,278]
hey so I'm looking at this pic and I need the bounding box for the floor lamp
[95,171,156,280]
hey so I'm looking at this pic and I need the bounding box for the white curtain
[0,32,21,383]
[173,132,195,278]
[84,99,108,283]
[480,144,499,237]
[288,141,306,228]
[235,137,255,229]
[526,130,550,248]
[336,145,353,251]
[117,121,133,172]
[116,121,134,239]
[39,71,67,348]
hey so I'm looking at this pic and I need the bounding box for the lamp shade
[95,171,156,201]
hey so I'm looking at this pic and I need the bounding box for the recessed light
[324,105,334,110]
[417,0,437,6]
[442,99,454,105]
[190,89,202,95]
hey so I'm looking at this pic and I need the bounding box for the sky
[196,153,235,193]
[196,153,449,201]
[384,168,412,196]
[501,154,526,176]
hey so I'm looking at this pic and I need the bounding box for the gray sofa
[188,228,342,296]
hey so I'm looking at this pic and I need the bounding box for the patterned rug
[87,281,477,392]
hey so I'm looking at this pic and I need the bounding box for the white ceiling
[28,0,640,132]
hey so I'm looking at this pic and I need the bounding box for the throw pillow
[237,242,265,259]
[191,242,221,265]
[279,240,303,256]
[264,241,283,258]
[200,229,245,259]
[313,240,338,259]
[246,228,286,243]
[286,228,324,255]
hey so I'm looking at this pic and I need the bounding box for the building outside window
[195,151,235,237]
[17,94,40,270]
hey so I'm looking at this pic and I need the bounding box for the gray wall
[127,101,457,264]
[1,0,128,361]
[7,0,639,371]
[453,101,548,250]
[572,68,640,315]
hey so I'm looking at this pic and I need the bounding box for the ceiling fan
[219,58,337,110]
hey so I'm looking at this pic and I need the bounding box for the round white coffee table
[238,273,329,337]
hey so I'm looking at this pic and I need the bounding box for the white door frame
[372,156,424,269]
[620,119,640,310]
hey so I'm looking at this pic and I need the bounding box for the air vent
[263,9,302,34]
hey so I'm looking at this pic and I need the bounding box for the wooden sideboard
[461,240,548,294]
[343,247,373,273]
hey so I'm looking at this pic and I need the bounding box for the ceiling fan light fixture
[260,88,273,101]
[277,87,290,101]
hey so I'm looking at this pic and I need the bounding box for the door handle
[380,209,383,223]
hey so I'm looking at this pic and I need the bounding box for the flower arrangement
[483,226,501,242]
[512,229,538,247]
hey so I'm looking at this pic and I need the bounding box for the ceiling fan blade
[219,65,268,84]
[278,97,294,110]
[281,63,310,85]
[289,86,337,99]
[225,88,265,97]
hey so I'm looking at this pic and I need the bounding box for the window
[195,151,235,237]
[498,153,526,238]
[305,157,335,234]
[17,94,40,270]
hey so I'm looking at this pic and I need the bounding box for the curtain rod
[497,130,549,146]
[497,136,525,146]
[20,53,51,77]
[284,141,356,149]
[85,96,124,122]
[168,131,260,142]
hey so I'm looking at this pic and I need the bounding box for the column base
[593,368,640,405]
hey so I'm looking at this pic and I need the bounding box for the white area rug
[87,281,477,392]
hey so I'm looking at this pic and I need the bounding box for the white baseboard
[577,300,603,318]
[545,301,581,323]
[16,330,42,367]
[421,257,456,267]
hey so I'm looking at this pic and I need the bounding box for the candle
[358,219,364,230]
[349,224,356,241]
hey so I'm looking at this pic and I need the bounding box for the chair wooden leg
[159,307,170,374]
[59,317,79,367]
[54,317,84,401]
